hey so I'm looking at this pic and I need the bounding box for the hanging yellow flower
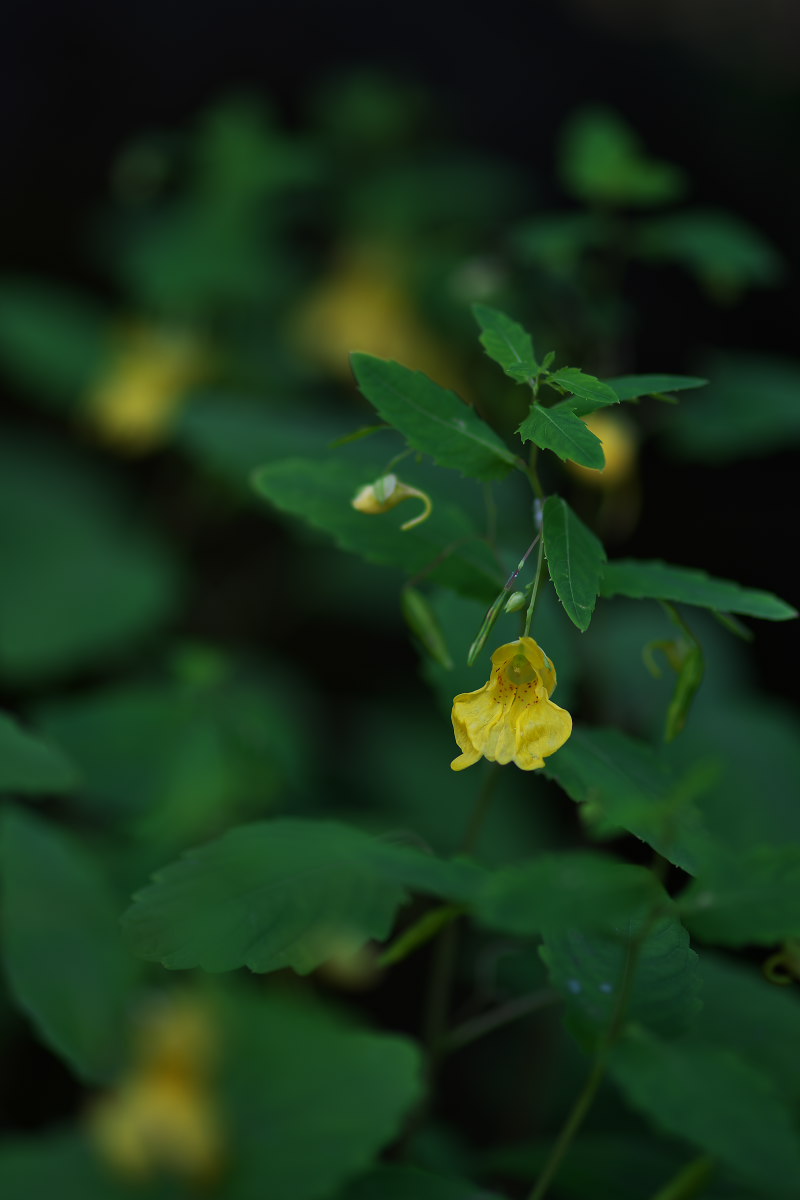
[351,473,432,530]
[451,636,572,772]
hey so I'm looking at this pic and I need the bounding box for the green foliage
[253,457,503,603]
[518,403,605,469]
[604,374,708,402]
[600,559,796,621]
[545,367,619,413]
[472,303,539,384]
[542,496,606,631]
[0,807,136,1082]
[637,209,783,295]
[0,711,78,794]
[341,1164,502,1199]
[559,107,686,208]
[0,1132,164,1200]
[609,1028,800,1196]
[123,818,480,973]
[350,354,518,481]
[680,846,800,947]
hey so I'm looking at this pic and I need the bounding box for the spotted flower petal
[451,636,572,772]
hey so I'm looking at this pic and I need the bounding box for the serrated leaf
[518,404,605,469]
[540,901,699,1046]
[473,852,662,939]
[547,368,620,415]
[543,726,718,875]
[0,807,136,1082]
[604,375,708,402]
[600,559,796,621]
[350,354,517,481]
[680,845,800,946]
[0,711,78,794]
[472,304,539,384]
[123,819,481,974]
[253,457,503,604]
[542,496,606,631]
[610,1028,800,1196]
[222,988,423,1200]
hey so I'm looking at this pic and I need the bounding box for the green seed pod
[504,590,527,613]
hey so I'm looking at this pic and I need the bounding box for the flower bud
[351,475,432,530]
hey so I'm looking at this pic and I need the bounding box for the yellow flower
[451,636,572,772]
[567,410,638,487]
[351,473,432,530]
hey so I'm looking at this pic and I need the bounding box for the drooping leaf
[542,496,606,631]
[473,852,663,939]
[600,559,796,621]
[546,368,620,414]
[559,107,686,208]
[610,1028,800,1197]
[680,845,800,947]
[540,899,699,1046]
[604,375,708,402]
[0,435,180,683]
[543,726,718,874]
[472,304,539,384]
[350,354,518,481]
[518,404,605,469]
[0,711,78,794]
[253,457,503,604]
[221,988,423,1200]
[123,818,481,974]
[0,807,136,1082]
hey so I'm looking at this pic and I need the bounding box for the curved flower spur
[451,636,572,771]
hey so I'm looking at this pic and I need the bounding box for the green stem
[527,447,545,499]
[647,1155,714,1200]
[444,988,558,1054]
[523,535,547,638]
[377,904,463,969]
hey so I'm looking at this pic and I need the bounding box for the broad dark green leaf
[604,375,708,402]
[351,354,517,481]
[540,900,699,1046]
[0,807,136,1082]
[542,496,606,631]
[559,107,686,208]
[680,846,800,946]
[253,457,503,604]
[473,852,662,938]
[123,818,481,973]
[600,559,796,621]
[222,988,423,1200]
[472,304,538,384]
[0,435,180,683]
[610,1028,800,1196]
[0,711,78,794]
[544,726,718,874]
[546,368,619,415]
[341,1164,501,1200]
[0,1131,167,1200]
[518,404,605,469]
[636,209,783,293]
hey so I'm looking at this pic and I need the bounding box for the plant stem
[444,988,559,1054]
[460,763,501,855]
[377,904,463,969]
[646,1155,714,1200]
[523,535,547,638]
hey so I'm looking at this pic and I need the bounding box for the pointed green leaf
[680,845,800,947]
[350,354,517,481]
[223,989,423,1200]
[540,900,699,1047]
[518,404,605,469]
[253,457,504,604]
[600,559,797,621]
[123,818,481,974]
[472,303,539,384]
[0,807,136,1082]
[0,711,78,794]
[603,374,708,402]
[543,727,718,875]
[610,1028,800,1197]
[542,496,606,631]
[473,852,663,939]
[547,368,620,415]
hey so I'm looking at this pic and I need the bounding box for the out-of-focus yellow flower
[292,243,463,391]
[568,410,638,487]
[451,636,572,772]
[87,995,224,1183]
[352,473,432,530]
[86,325,208,452]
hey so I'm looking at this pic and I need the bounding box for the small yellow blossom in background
[292,242,463,392]
[87,993,224,1183]
[451,636,572,771]
[567,410,638,487]
[352,473,432,530]
[86,324,209,453]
